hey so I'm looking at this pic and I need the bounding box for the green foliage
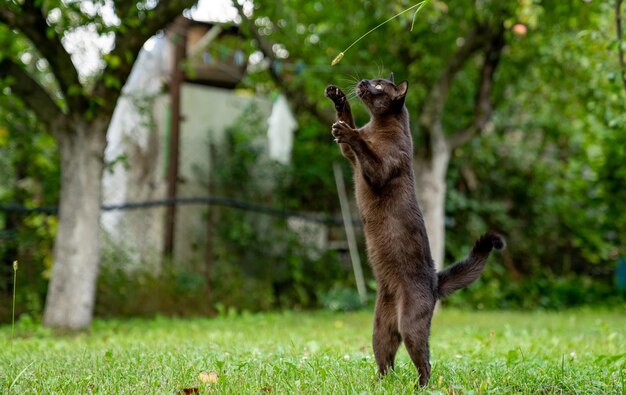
[1,310,625,393]
[445,263,625,310]
[208,106,351,311]
[0,96,59,323]
[274,115,343,212]
[96,264,213,318]
[442,0,624,308]
[93,107,356,317]
[320,286,364,311]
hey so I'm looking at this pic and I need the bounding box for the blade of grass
[9,361,34,392]
[12,260,18,340]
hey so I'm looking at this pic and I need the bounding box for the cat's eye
[375,84,383,90]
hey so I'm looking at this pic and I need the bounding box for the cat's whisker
[338,78,358,90]
[353,71,364,84]
[376,60,384,79]
[340,82,354,91]
[343,73,360,85]
[379,60,387,79]
[346,91,357,98]
[338,75,357,83]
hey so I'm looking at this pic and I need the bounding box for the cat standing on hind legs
[325,74,504,387]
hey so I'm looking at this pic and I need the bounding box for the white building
[101,20,297,270]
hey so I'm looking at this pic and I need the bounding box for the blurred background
[0,0,624,329]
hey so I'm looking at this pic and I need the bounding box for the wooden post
[333,162,367,304]
[164,17,188,259]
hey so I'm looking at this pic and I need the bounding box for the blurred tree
[0,0,197,329]
[449,0,626,275]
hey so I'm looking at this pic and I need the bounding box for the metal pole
[333,162,367,304]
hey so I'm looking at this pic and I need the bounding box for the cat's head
[356,73,408,116]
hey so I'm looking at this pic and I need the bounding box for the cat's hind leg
[399,292,435,387]
[373,291,402,375]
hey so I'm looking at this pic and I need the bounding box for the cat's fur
[325,74,504,387]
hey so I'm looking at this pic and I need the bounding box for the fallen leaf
[198,371,218,384]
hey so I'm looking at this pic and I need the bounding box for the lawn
[1,309,624,394]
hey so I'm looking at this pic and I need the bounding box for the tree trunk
[43,119,107,330]
[413,139,450,273]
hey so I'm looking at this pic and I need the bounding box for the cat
[325,73,504,387]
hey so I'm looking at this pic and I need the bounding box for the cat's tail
[436,232,505,299]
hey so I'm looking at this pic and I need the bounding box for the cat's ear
[394,80,408,101]
[388,72,395,84]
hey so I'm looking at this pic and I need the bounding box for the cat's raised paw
[325,85,346,104]
[331,120,355,143]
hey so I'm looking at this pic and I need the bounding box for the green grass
[1,309,625,394]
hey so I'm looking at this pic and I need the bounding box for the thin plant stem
[410,1,428,31]
[12,260,18,339]
[332,1,429,66]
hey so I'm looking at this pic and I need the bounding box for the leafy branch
[0,1,197,126]
[448,25,505,149]
[232,0,335,125]
[0,57,63,127]
[93,0,197,117]
[0,1,83,113]
[417,22,506,156]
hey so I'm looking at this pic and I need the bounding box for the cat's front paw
[331,120,356,144]
[325,85,346,106]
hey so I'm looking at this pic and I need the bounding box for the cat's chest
[354,176,401,219]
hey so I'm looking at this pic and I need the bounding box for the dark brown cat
[325,74,504,387]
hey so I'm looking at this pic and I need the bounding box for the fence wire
[0,196,359,276]
[0,196,355,226]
